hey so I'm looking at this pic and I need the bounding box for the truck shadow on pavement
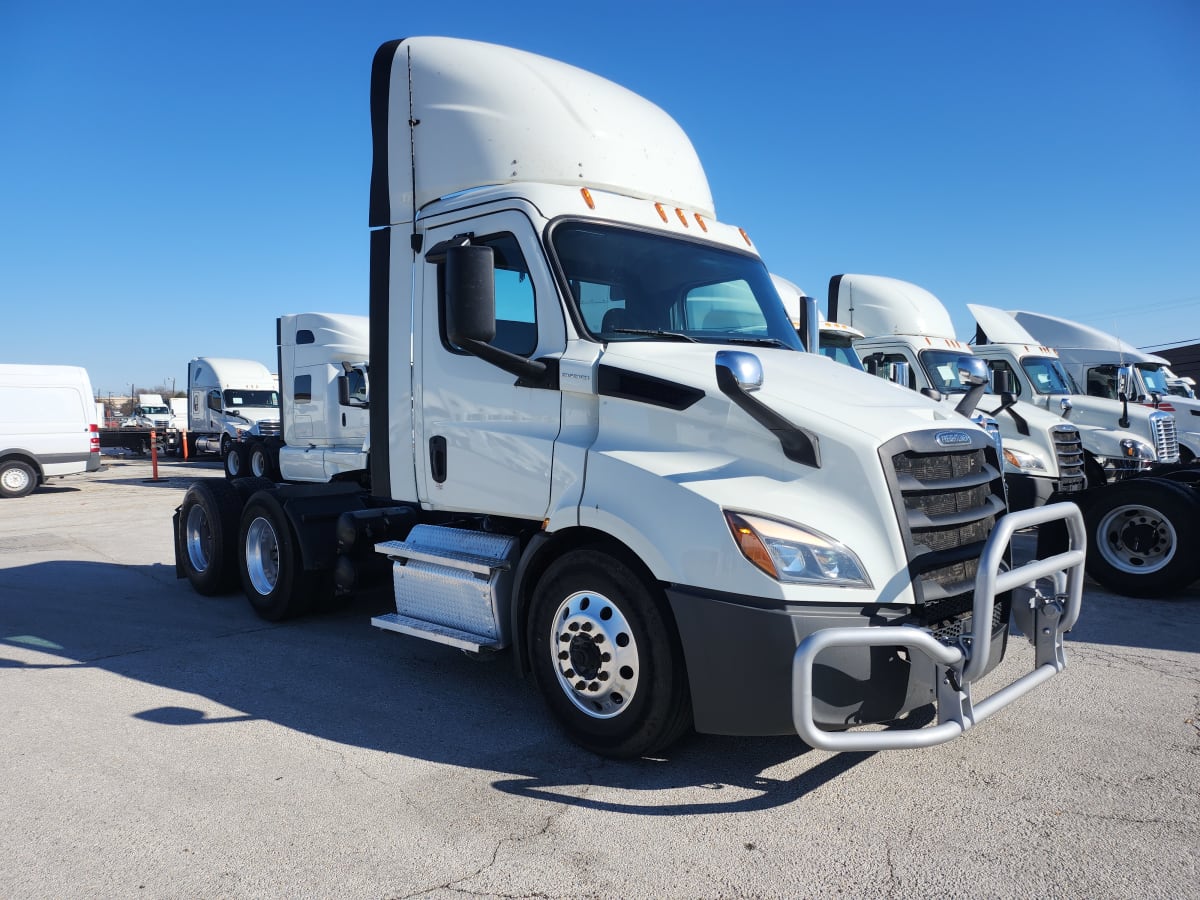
[2,558,1195,814]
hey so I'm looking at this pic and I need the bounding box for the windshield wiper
[612,328,698,343]
[723,337,791,348]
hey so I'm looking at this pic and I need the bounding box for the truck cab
[826,274,1086,510]
[185,357,281,457]
[174,36,1085,757]
[998,310,1190,466]
[969,305,1180,479]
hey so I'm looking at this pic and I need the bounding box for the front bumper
[668,503,1085,750]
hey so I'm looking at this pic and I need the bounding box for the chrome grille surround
[1051,424,1086,492]
[1149,411,1179,464]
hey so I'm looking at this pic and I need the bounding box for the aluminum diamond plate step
[371,612,502,652]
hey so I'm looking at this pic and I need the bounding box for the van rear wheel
[0,460,37,498]
[528,548,692,758]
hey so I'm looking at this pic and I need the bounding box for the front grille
[255,419,282,437]
[1150,412,1179,464]
[881,430,1007,611]
[1052,425,1085,492]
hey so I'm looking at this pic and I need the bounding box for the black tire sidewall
[238,493,310,620]
[178,480,241,595]
[529,548,690,757]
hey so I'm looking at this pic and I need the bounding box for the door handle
[429,435,447,483]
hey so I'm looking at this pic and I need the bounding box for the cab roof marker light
[675,207,689,227]
[694,213,708,232]
[580,187,595,209]
[738,227,753,247]
[654,202,669,222]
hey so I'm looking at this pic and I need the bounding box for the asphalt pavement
[1,457,1197,899]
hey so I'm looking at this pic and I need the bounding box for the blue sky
[2,1,1196,396]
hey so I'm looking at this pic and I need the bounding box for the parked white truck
[825,274,1088,512]
[1004,311,1198,464]
[0,364,101,497]
[183,357,281,462]
[173,37,1085,757]
[128,393,172,430]
[225,313,370,483]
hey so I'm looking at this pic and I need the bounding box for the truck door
[416,210,565,518]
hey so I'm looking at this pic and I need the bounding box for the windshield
[918,349,976,394]
[1137,364,1169,396]
[223,389,279,409]
[1020,356,1078,395]
[820,332,865,370]
[550,222,804,350]
[141,405,169,415]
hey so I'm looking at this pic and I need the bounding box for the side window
[294,375,312,403]
[861,352,916,389]
[1086,366,1117,399]
[207,390,222,411]
[441,232,537,357]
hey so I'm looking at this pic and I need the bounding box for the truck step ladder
[371,525,519,652]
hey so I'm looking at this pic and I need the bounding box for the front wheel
[1084,477,1200,597]
[528,548,692,758]
[0,460,38,498]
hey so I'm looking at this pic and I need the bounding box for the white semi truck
[825,274,1088,512]
[183,357,281,462]
[173,37,1085,757]
[225,312,370,483]
[1004,311,1198,464]
[128,393,172,430]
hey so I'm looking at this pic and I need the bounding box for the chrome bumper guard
[792,502,1085,752]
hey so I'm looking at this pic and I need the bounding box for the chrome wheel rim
[251,449,266,478]
[244,516,280,595]
[185,504,212,573]
[549,589,640,719]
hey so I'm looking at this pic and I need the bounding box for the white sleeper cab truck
[827,275,1087,512]
[224,312,370,483]
[1008,311,1198,465]
[971,306,1179,482]
[0,364,101,498]
[130,393,172,430]
[771,274,866,371]
[173,37,1085,758]
[184,357,281,463]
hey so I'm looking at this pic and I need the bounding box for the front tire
[238,491,315,621]
[1084,477,1200,597]
[0,460,38,498]
[528,548,692,758]
[178,479,243,595]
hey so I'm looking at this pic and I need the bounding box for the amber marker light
[724,511,778,578]
[738,227,753,246]
[694,213,708,232]
[654,202,669,222]
[580,187,595,209]
[675,207,689,227]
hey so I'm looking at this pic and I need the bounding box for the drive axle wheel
[238,491,314,621]
[178,479,242,594]
[529,548,692,758]
[1084,477,1200,598]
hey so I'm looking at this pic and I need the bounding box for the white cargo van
[0,364,101,497]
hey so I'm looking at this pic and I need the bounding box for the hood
[597,341,959,445]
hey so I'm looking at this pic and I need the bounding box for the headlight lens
[1119,438,1155,461]
[724,511,872,588]
[1002,448,1047,472]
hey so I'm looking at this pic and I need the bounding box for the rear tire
[238,491,315,621]
[0,460,38,498]
[1084,477,1200,597]
[248,443,279,481]
[224,443,247,479]
[528,548,692,758]
[178,479,243,595]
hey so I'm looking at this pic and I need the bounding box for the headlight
[1119,438,1155,461]
[724,511,872,588]
[1002,447,1048,472]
